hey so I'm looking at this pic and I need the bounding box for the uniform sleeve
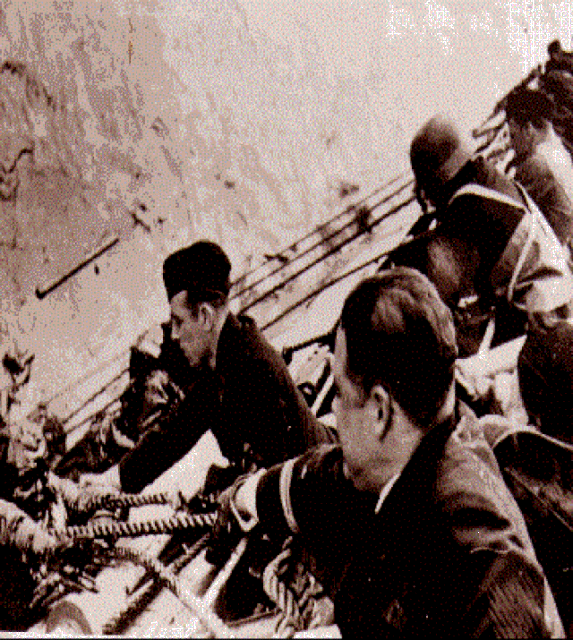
[259,344,336,452]
[460,549,564,638]
[118,375,219,493]
[241,328,336,468]
[256,445,351,539]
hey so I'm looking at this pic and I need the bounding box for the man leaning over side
[209,268,564,637]
[394,113,573,441]
[84,240,335,496]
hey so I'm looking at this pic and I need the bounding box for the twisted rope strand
[262,547,303,637]
[262,545,335,636]
[62,512,216,541]
[109,544,234,638]
[76,491,171,512]
[103,533,212,635]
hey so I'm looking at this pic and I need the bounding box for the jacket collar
[371,416,456,550]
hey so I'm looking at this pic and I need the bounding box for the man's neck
[371,387,455,492]
[529,121,553,152]
[207,308,230,369]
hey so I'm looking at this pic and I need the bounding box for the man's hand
[165,464,241,512]
[205,484,244,567]
[205,472,262,567]
[76,466,121,512]
[80,465,121,492]
[13,514,67,557]
[164,485,201,512]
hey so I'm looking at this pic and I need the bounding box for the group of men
[4,61,573,634]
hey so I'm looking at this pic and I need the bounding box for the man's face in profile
[333,328,387,492]
[169,291,211,368]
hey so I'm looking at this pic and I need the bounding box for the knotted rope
[262,546,303,637]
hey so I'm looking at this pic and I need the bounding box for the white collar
[374,473,400,514]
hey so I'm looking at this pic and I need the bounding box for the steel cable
[238,186,415,314]
[262,196,417,331]
[233,175,413,302]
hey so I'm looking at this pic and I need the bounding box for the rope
[61,512,216,541]
[262,542,336,637]
[171,533,213,573]
[108,541,234,638]
[74,491,171,512]
[103,533,211,635]
[262,546,303,637]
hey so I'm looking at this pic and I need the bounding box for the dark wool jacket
[119,313,330,493]
[255,415,564,637]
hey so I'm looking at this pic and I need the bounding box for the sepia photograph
[1,0,573,636]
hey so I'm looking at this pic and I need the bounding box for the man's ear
[526,121,539,144]
[370,384,392,439]
[198,302,216,331]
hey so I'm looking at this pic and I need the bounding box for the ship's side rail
[42,172,419,451]
[35,55,550,459]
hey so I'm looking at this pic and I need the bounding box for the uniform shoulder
[435,432,500,505]
[434,429,533,553]
[233,314,284,363]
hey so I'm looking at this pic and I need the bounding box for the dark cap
[163,241,232,302]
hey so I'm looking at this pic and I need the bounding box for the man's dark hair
[163,240,232,309]
[505,88,555,129]
[548,39,562,57]
[339,267,458,427]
